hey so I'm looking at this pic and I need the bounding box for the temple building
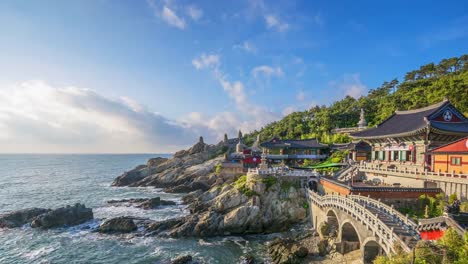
[331,140,372,162]
[350,99,468,169]
[260,137,328,164]
[427,136,468,175]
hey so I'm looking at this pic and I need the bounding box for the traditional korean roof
[331,140,371,152]
[260,137,328,149]
[350,99,468,139]
[426,136,468,154]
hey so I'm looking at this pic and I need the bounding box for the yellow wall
[433,154,468,174]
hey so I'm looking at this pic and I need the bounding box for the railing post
[405,214,409,225]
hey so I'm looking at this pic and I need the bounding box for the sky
[0,0,467,153]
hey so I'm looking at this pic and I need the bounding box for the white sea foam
[23,246,56,260]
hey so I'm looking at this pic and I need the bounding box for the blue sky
[0,0,467,153]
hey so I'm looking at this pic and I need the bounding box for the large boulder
[31,203,93,229]
[0,208,50,228]
[268,238,309,264]
[98,217,137,233]
[171,255,193,264]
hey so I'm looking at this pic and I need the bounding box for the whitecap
[23,246,56,260]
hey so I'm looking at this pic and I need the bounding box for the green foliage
[215,163,222,174]
[374,228,468,264]
[449,193,458,204]
[397,194,445,219]
[261,176,277,190]
[233,175,258,197]
[302,202,309,209]
[460,202,468,213]
[244,54,468,144]
[280,180,301,191]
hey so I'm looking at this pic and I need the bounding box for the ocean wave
[22,246,56,261]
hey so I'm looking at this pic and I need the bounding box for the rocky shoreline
[0,138,361,263]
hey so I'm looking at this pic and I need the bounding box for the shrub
[233,175,258,197]
[261,176,277,190]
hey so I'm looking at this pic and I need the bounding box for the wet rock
[31,203,93,229]
[268,237,309,264]
[171,255,193,264]
[239,254,256,264]
[107,197,176,209]
[138,197,176,209]
[0,208,50,228]
[98,217,137,233]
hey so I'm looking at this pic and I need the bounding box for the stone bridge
[307,190,420,263]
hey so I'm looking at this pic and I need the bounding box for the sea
[0,154,270,264]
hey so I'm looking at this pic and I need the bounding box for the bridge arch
[339,219,361,254]
[362,237,388,264]
[318,209,340,238]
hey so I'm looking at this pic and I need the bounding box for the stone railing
[348,194,419,231]
[247,168,319,177]
[307,190,417,254]
[360,162,468,183]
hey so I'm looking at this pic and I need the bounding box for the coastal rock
[98,217,137,233]
[171,255,193,264]
[147,177,307,237]
[239,254,256,264]
[164,181,210,193]
[112,138,226,190]
[111,165,150,186]
[147,157,168,168]
[31,203,93,229]
[107,197,176,209]
[268,238,309,264]
[0,208,50,228]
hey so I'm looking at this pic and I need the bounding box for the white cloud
[191,54,279,135]
[161,6,186,29]
[265,14,289,32]
[234,41,257,53]
[252,65,284,78]
[0,81,217,153]
[296,90,305,101]
[186,5,203,21]
[192,53,220,70]
[336,73,368,99]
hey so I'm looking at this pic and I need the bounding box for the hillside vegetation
[244,54,468,145]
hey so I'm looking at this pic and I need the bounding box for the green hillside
[244,54,468,145]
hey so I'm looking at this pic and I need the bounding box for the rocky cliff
[145,175,308,237]
[112,137,227,193]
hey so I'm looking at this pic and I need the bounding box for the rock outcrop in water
[0,208,50,228]
[107,197,176,209]
[1,204,93,229]
[31,203,93,229]
[98,216,138,233]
